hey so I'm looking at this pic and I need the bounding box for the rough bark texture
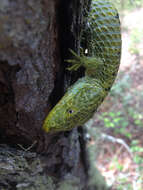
[0,0,59,148]
[0,0,108,189]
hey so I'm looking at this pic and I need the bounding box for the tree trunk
[0,0,108,189]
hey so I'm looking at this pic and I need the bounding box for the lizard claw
[66,49,85,71]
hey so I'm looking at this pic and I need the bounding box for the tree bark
[0,0,108,189]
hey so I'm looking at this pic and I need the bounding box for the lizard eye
[68,110,74,114]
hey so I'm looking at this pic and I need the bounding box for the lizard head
[42,91,82,133]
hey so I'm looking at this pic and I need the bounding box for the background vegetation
[87,0,143,189]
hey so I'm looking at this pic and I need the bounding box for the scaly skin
[43,0,121,133]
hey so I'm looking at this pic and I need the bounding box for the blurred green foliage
[92,71,143,189]
[111,0,143,11]
[129,28,142,55]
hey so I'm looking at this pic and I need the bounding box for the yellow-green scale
[43,0,121,133]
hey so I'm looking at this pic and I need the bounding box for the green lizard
[43,0,121,133]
